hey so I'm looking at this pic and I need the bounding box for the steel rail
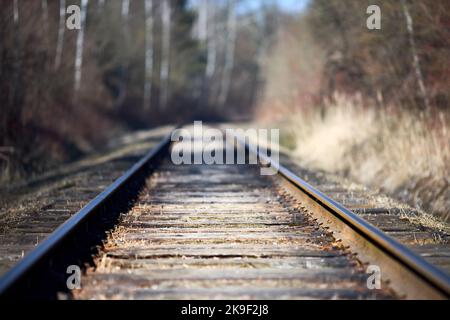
[238,135,450,299]
[0,130,175,299]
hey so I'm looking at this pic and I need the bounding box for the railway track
[0,126,449,300]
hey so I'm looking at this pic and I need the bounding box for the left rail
[0,130,175,299]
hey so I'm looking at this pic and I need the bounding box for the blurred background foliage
[1,0,276,179]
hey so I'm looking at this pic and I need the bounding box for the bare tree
[113,0,131,108]
[256,1,272,63]
[54,0,66,70]
[41,0,50,49]
[218,0,237,109]
[198,1,217,109]
[122,0,130,21]
[197,0,208,41]
[248,1,272,107]
[144,0,154,110]
[0,14,3,77]
[401,0,430,110]
[74,0,89,94]
[11,0,21,107]
[206,2,217,81]
[160,0,171,110]
[97,0,105,13]
[13,0,19,25]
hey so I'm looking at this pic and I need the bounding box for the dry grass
[275,94,450,221]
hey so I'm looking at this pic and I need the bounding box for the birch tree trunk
[200,2,217,109]
[54,0,66,70]
[144,0,154,110]
[110,0,130,108]
[74,0,88,94]
[197,0,208,42]
[218,0,236,109]
[206,3,217,80]
[122,0,130,21]
[160,0,171,110]
[401,0,430,110]
[13,0,19,25]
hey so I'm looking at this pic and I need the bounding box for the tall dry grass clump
[280,95,450,221]
[257,3,450,222]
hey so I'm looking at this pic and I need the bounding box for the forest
[1,0,275,179]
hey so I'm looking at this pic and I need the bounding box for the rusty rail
[237,135,450,299]
[0,131,174,299]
